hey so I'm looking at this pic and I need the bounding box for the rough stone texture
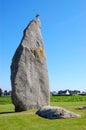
[36,106,80,119]
[11,17,50,112]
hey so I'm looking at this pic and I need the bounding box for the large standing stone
[11,16,50,112]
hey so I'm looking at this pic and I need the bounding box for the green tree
[0,88,2,96]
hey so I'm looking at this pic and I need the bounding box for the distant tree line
[0,88,86,97]
[51,89,86,96]
[0,88,11,96]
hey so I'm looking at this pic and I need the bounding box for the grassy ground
[51,95,86,102]
[0,96,86,130]
[0,96,12,104]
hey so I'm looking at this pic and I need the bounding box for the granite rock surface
[11,17,50,112]
[36,106,80,119]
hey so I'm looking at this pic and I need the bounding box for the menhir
[11,16,50,112]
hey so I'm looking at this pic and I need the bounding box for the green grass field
[0,96,86,130]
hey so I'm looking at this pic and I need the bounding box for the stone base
[36,106,80,119]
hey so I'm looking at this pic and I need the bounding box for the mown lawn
[0,96,86,130]
[0,96,12,105]
[50,95,86,102]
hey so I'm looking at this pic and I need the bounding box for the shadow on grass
[75,106,86,110]
[0,111,15,115]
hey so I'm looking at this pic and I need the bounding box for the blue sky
[0,0,86,92]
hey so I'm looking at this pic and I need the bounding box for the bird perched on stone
[36,14,40,18]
